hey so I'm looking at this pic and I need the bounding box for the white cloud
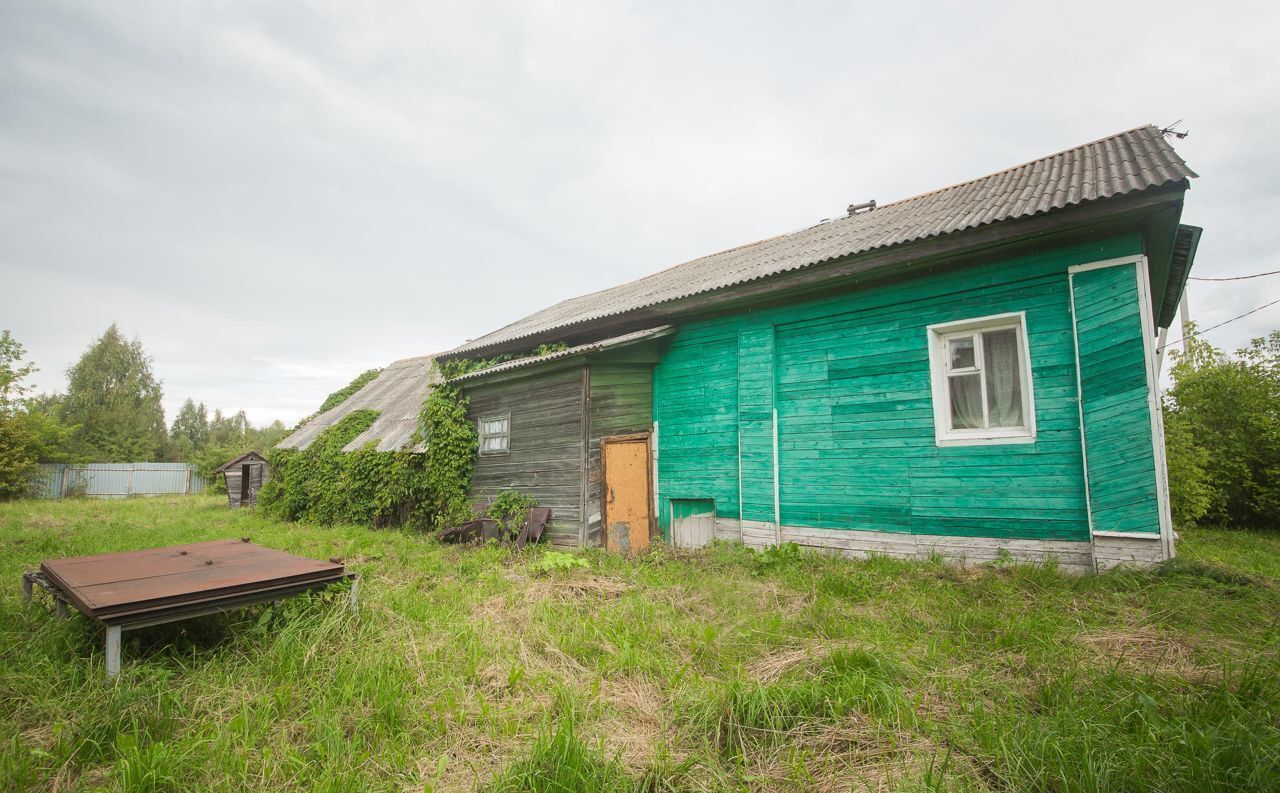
[1,0,1277,424]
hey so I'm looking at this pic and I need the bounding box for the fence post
[184,466,192,495]
[127,466,134,496]
[60,466,69,499]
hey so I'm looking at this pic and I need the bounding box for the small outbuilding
[216,451,269,508]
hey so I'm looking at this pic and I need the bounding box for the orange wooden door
[603,438,651,552]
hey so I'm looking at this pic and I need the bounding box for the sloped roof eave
[444,125,1195,359]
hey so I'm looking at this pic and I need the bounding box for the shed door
[672,499,715,549]
[603,437,651,553]
[239,464,251,505]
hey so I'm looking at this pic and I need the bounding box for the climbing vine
[436,342,568,380]
[260,410,428,527]
[291,368,383,430]
[487,489,539,534]
[418,381,478,529]
[263,342,568,531]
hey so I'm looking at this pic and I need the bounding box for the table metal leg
[22,575,32,603]
[56,598,68,619]
[348,576,360,616]
[105,625,122,679]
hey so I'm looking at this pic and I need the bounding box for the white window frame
[478,414,510,455]
[926,311,1036,447]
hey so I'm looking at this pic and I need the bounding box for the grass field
[1,496,1278,792]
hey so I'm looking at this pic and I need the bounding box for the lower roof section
[277,354,439,453]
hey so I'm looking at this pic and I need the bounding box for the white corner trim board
[1067,254,1174,562]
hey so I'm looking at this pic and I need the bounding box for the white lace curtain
[947,328,1023,430]
[984,329,1022,427]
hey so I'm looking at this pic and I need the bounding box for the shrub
[532,551,589,574]
[1164,329,1280,529]
[0,415,37,500]
[488,490,538,535]
[259,411,429,527]
[420,383,477,529]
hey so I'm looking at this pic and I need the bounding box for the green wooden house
[442,126,1201,571]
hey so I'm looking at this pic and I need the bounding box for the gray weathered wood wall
[465,368,586,547]
[225,462,267,508]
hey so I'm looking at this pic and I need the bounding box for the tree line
[1163,325,1280,530]
[0,325,288,498]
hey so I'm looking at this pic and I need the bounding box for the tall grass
[0,497,1277,791]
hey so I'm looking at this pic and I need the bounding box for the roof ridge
[446,126,1194,356]
[874,124,1169,211]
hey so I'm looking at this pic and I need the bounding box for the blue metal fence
[33,463,208,499]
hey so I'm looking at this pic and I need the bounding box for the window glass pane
[983,328,1024,427]
[948,374,983,429]
[948,336,976,370]
[480,417,509,452]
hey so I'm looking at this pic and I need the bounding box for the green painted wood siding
[653,327,740,525]
[653,235,1150,543]
[738,328,776,524]
[1071,263,1161,534]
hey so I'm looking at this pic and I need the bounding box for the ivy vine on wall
[260,343,566,531]
[418,381,477,529]
[260,410,429,527]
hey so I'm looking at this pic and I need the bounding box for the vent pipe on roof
[847,200,876,216]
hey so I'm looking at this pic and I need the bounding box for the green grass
[0,497,1277,791]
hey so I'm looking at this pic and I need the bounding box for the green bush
[259,376,480,530]
[420,383,477,529]
[488,490,538,535]
[259,411,429,527]
[1163,411,1213,528]
[1164,328,1280,529]
[0,415,37,500]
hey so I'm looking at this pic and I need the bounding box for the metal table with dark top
[23,539,357,678]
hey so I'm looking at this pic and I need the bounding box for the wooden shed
[216,451,269,508]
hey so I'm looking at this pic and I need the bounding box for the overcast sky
[2,1,1277,426]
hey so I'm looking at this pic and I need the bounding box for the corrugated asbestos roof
[451,326,673,383]
[450,125,1195,357]
[277,354,439,453]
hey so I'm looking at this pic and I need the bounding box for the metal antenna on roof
[1160,120,1189,140]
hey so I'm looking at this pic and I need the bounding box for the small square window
[927,312,1036,446]
[478,415,510,455]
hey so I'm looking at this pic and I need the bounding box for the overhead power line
[1158,297,1280,352]
[1190,269,1280,282]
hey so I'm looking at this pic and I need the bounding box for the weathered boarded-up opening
[603,434,653,553]
[215,451,269,508]
[671,498,715,549]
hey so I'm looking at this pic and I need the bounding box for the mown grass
[0,497,1277,791]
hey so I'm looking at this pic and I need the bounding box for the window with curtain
[478,415,510,454]
[927,313,1035,445]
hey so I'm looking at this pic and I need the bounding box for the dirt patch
[740,713,975,792]
[24,514,68,532]
[526,574,632,601]
[746,645,818,685]
[1077,627,1221,679]
[592,676,669,771]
